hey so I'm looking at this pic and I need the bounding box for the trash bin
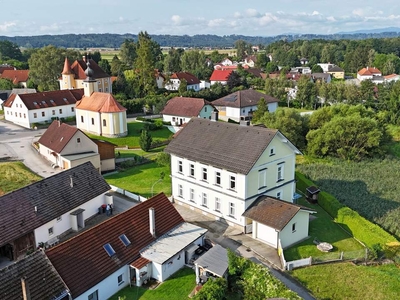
[98,207,102,215]
[102,204,107,213]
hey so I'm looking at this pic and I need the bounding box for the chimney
[21,277,31,300]
[149,208,155,237]
[34,206,37,213]
[367,66,369,70]
[70,175,73,188]
[211,110,218,122]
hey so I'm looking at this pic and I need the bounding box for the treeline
[1,31,400,48]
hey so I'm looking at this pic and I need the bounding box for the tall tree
[180,50,211,80]
[0,78,14,90]
[235,40,251,60]
[98,59,111,75]
[120,39,137,68]
[139,130,152,152]
[110,55,123,76]
[252,97,268,123]
[296,75,316,109]
[163,48,182,73]
[0,40,22,61]
[90,51,102,63]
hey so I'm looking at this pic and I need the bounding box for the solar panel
[103,243,116,257]
[119,234,131,247]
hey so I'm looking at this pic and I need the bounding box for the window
[202,168,207,181]
[15,112,17,116]
[204,107,207,112]
[215,171,221,185]
[91,118,94,125]
[119,234,131,247]
[88,290,98,300]
[103,243,116,257]
[19,113,21,118]
[229,202,235,218]
[292,223,296,233]
[34,113,37,118]
[52,110,55,116]
[56,216,62,222]
[23,113,26,118]
[270,147,275,156]
[71,107,74,112]
[276,191,282,199]
[178,161,183,173]
[99,88,102,92]
[103,119,107,127]
[118,274,124,285]
[81,116,84,123]
[258,169,267,189]
[277,164,284,182]
[48,227,54,236]
[215,197,221,212]
[59,109,62,114]
[77,138,81,143]
[202,193,208,207]
[172,117,176,122]
[105,87,108,92]
[189,188,195,202]
[41,111,45,117]
[190,164,195,177]
[178,184,183,197]
[230,175,236,190]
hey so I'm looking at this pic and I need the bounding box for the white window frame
[229,175,236,190]
[189,188,195,202]
[202,167,208,181]
[48,227,54,236]
[118,274,124,285]
[178,160,183,173]
[277,164,284,182]
[190,164,195,177]
[276,191,282,199]
[229,202,235,218]
[178,184,183,197]
[215,197,221,212]
[215,171,221,185]
[270,147,275,156]
[88,290,98,300]
[56,216,62,222]
[258,169,267,189]
[292,223,296,233]
[202,193,208,207]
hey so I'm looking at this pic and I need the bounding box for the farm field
[0,162,41,195]
[297,158,400,238]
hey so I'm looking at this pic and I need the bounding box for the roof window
[103,243,116,257]
[119,234,131,247]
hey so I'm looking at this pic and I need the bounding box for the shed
[306,186,320,204]
[193,244,228,284]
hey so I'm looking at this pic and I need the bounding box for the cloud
[0,21,17,33]
[171,15,183,25]
[245,8,262,18]
[208,19,226,28]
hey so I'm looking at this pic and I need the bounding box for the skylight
[103,243,116,257]
[119,234,131,247]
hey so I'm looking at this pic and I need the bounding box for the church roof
[70,59,110,79]
[76,92,126,113]
[61,57,73,75]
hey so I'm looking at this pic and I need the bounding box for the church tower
[60,57,75,90]
[83,60,98,97]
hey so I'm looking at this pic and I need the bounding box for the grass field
[109,267,195,300]
[0,162,42,195]
[291,262,400,300]
[88,122,173,148]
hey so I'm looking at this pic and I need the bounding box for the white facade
[216,102,278,122]
[162,104,214,126]
[279,210,311,248]
[171,133,297,231]
[164,78,200,92]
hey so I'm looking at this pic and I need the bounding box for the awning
[130,257,151,269]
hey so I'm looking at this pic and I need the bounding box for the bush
[139,130,152,152]
[193,278,227,300]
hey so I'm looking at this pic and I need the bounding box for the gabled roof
[0,162,110,247]
[2,89,84,110]
[76,92,126,113]
[0,250,69,300]
[170,72,200,85]
[384,73,399,79]
[70,58,110,79]
[46,193,185,298]
[193,244,228,277]
[358,67,381,76]
[209,70,233,81]
[38,120,83,153]
[0,70,29,84]
[327,65,344,72]
[212,89,278,108]
[243,196,315,231]
[165,118,279,174]
[161,97,213,117]
[0,64,15,74]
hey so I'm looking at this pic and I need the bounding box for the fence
[109,185,147,202]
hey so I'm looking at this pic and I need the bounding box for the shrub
[154,119,163,129]
[139,130,152,152]
[193,278,227,300]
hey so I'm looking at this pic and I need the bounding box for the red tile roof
[61,57,73,75]
[46,193,184,298]
[209,70,233,81]
[384,73,398,79]
[131,257,151,269]
[2,89,84,110]
[0,65,15,74]
[0,70,29,84]
[161,97,213,117]
[170,72,200,85]
[70,59,110,79]
[38,120,81,153]
[358,67,381,76]
[76,92,126,113]
[212,89,278,108]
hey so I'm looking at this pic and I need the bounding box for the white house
[357,67,382,81]
[212,89,279,122]
[161,97,216,127]
[0,162,111,264]
[37,120,101,172]
[209,70,233,85]
[165,118,302,235]
[164,72,201,91]
[46,193,207,300]
[2,89,83,129]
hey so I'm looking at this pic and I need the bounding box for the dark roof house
[161,97,214,117]
[38,121,80,154]
[212,89,278,108]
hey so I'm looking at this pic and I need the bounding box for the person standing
[110,203,113,215]
[106,204,111,216]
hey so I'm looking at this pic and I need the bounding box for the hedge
[296,172,398,248]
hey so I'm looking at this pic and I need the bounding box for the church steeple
[83,59,98,97]
[62,57,72,75]
[60,57,75,90]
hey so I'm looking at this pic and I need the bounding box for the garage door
[256,223,277,248]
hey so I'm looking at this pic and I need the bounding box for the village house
[164,72,201,91]
[212,89,279,122]
[0,70,30,87]
[161,97,216,127]
[165,118,304,246]
[357,66,382,81]
[2,89,83,129]
[37,120,101,172]
[209,69,233,85]
[92,139,117,172]
[46,193,207,300]
[326,65,345,79]
[0,162,112,266]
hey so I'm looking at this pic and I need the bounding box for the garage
[256,222,277,248]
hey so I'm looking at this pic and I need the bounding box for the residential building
[243,55,257,68]
[300,58,309,65]
[209,70,233,85]
[0,250,70,299]
[311,73,332,83]
[164,72,201,91]
[0,162,111,264]
[0,64,15,74]
[161,97,215,127]
[384,73,400,83]
[326,65,345,79]
[92,139,117,172]
[290,67,311,74]
[75,61,128,137]
[2,89,83,129]
[212,89,278,122]
[357,67,382,81]
[317,63,335,72]
[37,120,101,172]
[59,56,112,93]
[165,118,302,236]
[46,193,207,300]
[0,70,30,87]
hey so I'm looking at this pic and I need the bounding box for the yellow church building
[75,61,128,137]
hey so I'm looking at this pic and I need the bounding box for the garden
[0,161,41,195]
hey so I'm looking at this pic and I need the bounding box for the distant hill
[1,31,400,49]
[337,27,400,34]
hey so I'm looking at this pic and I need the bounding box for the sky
[1,0,400,37]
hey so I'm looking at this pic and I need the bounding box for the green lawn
[105,161,171,198]
[0,162,42,195]
[116,147,165,159]
[284,197,364,261]
[88,122,173,148]
[291,262,400,300]
[109,267,195,300]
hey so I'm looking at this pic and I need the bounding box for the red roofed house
[46,193,207,300]
[0,64,16,74]
[164,72,201,91]
[357,67,382,81]
[59,56,112,93]
[38,120,101,172]
[384,73,400,83]
[3,89,83,129]
[161,97,216,127]
[75,61,128,137]
[210,70,233,85]
[0,70,30,87]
